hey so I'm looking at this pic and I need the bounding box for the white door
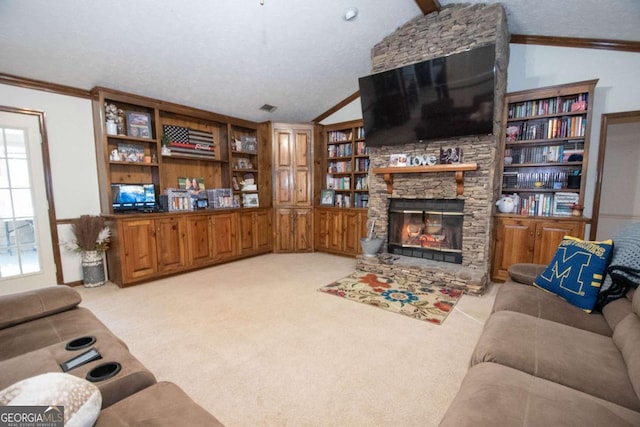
[0,111,56,293]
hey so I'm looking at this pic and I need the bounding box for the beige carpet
[78,253,497,427]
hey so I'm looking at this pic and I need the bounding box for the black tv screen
[358,44,496,146]
[112,183,156,211]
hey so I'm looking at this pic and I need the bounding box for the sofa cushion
[0,307,127,362]
[0,372,101,427]
[95,381,224,426]
[533,236,613,312]
[613,298,640,401]
[470,310,640,411]
[0,286,81,330]
[492,281,614,336]
[439,363,640,427]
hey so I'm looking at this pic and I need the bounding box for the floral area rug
[318,271,462,325]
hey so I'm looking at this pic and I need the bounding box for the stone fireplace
[356,4,509,295]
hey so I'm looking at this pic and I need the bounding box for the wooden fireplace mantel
[372,163,479,196]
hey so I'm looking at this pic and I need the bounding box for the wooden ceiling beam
[414,0,441,15]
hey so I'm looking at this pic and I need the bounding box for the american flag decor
[162,125,216,159]
[162,125,189,143]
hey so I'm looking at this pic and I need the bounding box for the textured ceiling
[1,0,639,123]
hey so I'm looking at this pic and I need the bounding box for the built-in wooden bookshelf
[498,79,597,216]
[491,79,598,282]
[322,120,370,209]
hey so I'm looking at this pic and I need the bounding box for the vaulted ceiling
[1,0,639,123]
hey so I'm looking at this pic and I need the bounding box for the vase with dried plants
[64,215,110,287]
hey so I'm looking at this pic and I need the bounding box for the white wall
[322,44,640,236]
[0,84,101,286]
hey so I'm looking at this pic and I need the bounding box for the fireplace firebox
[387,199,464,264]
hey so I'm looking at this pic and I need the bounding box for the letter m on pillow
[534,236,613,312]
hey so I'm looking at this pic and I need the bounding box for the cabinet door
[254,209,272,252]
[533,220,584,265]
[295,209,313,252]
[293,130,311,207]
[491,218,535,281]
[274,208,294,252]
[186,214,214,266]
[239,211,255,253]
[120,218,158,281]
[343,211,361,255]
[328,210,343,252]
[315,210,330,251]
[212,213,238,261]
[274,130,293,205]
[156,217,186,273]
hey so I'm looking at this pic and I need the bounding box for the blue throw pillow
[533,236,613,312]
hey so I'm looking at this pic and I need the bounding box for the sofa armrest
[0,286,81,330]
[507,263,547,285]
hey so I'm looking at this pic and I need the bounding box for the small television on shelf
[358,43,496,147]
[111,183,156,212]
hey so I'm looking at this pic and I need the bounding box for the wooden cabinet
[314,208,368,256]
[185,214,214,266]
[155,216,186,272]
[92,88,274,287]
[109,215,186,284]
[491,80,597,281]
[273,123,313,252]
[491,216,585,281]
[275,208,313,253]
[117,218,158,282]
[106,209,271,287]
[211,212,238,261]
[239,208,272,256]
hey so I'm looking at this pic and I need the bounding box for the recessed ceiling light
[344,7,358,21]
[260,104,277,113]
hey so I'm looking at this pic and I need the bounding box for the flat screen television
[358,43,496,146]
[111,183,156,211]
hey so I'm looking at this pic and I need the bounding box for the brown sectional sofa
[439,266,640,426]
[0,286,223,426]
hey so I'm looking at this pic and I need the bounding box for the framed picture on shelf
[389,154,407,167]
[117,142,144,162]
[240,135,257,153]
[320,189,335,206]
[242,193,259,208]
[125,111,152,139]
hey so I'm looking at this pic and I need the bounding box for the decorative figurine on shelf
[571,203,584,217]
[161,135,171,156]
[104,102,119,135]
[496,194,517,213]
[116,109,125,135]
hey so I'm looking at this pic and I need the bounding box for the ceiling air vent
[259,104,277,113]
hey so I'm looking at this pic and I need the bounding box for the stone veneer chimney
[360,4,509,295]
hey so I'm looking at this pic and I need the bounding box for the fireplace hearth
[388,199,464,264]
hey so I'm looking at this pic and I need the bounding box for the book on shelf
[507,93,588,119]
[328,130,353,142]
[326,175,351,190]
[553,192,580,216]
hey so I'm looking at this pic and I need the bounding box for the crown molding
[0,73,91,99]
[510,34,640,53]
